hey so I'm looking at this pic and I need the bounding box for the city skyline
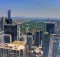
[0,0,60,18]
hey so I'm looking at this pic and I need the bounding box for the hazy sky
[0,0,60,18]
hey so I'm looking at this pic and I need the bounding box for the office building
[0,31,4,43]
[27,32,33,51]
[4,24,17,42]
[49,34,60,57]
[42,32,50,57]
[0,18,3,31]
[21,35,27,43]
[40,30,43,45]
[0,31,12,43]
[45,22,55,34]
[17,25,21,41]
[8,10,11,19]
[4,10,18,43]
[1,17,6,30]
[58,41,60,57]
[4,34,12,43]
[34,30,43,46]
[0,17,6,31]
[26,32,33,57]
[0,41,27,57]
[6,10,12,24]
[27,36,33,51]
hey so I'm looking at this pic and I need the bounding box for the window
[17,51,19,57]
[20,50,23,57]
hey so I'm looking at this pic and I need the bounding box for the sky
[0,0,60,18]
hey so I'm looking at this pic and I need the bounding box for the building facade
[6,10,12,24]
[34,30,43,46]
[0,31,4,43]
[42,32,50,57]
[45,22,55,34]
[8,10,11,19]
[4,24,17,42]
[0,41,27,57]
[49,34,60,57]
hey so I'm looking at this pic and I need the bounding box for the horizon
[0,0,60,18]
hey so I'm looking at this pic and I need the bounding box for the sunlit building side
[0,41,27,57]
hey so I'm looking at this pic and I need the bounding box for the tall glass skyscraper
[50,34,60,57]
[46,22,55,34]
[4,24,17,42]
[34,30,43,46]
[8,10,11,19]
[42,32,50,57]
[6,10,12,24]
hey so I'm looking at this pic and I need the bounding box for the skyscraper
[45,22,55,34]
[50,34,60,57]
[4,10,18,43]
[4,24,17,42]
[6,10,12,24]
[27,32,33,57]
[27,32,33,51]
[0,17,6,31]
[17,25,21,40]
[0,31,4,43]
[34,30,43,46]
[8,10,11,19]
[1,17,6,31]
[42,32,50,57]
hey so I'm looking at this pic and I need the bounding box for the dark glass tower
[34,30,43,46]
[27,33,33,57]
[4,24,17,42]
[27,32,33,50]
[8,10,11,19]
[4,10,17,43]
[6,10,12,24]
[42,32,50,57]
[46,22,55,34]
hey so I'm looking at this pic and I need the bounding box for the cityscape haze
[0,0,60,57]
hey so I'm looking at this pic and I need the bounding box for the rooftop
[13,41,26,45]
[0,41,26,50]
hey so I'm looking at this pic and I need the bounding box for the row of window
[0,48,23,57]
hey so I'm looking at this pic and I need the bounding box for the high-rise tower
[34,30,43,46]
[42,32,50,57]
[6,10,12,24]
[4,24,17,42]
[8,10,11,19]
[4,10,17,42]
[45,22,55,34]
